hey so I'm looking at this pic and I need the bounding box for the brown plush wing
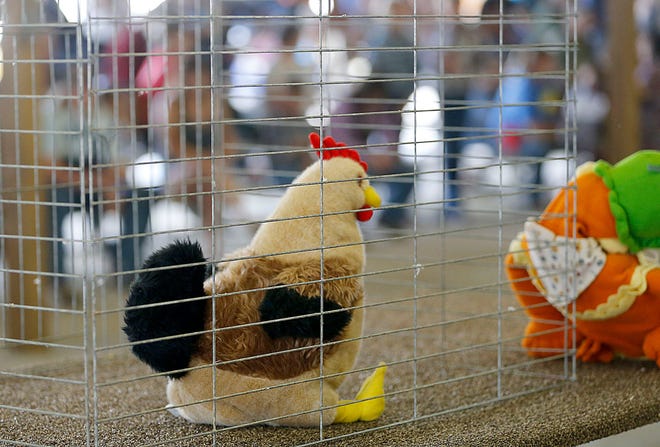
[198,254,363,380]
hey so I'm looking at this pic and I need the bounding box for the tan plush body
[168,255,365,425]
[125,133,386,427]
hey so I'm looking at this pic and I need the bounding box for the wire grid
[0,0,578,445]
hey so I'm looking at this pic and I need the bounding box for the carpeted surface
[2,228,659,446]
[1,352,659,447]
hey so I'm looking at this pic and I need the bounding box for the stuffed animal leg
[334,362,387,423]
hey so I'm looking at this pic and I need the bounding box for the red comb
[309,132,368,172]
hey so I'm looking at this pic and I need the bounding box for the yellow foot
[334,362,387,423]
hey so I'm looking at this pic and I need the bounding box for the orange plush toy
[505,150,660,365]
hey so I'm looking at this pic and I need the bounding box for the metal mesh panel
[1,1,579,445]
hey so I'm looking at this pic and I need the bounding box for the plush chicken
[124,132,386,426]
[505,150,660,366]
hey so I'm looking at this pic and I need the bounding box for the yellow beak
[364,185,381,208]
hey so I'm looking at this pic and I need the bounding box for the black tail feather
[123,239,207,379]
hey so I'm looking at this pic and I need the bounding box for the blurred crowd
[31,0,659,276]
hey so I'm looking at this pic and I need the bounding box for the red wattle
[356,205,373,222]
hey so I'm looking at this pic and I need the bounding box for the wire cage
[1,0,578,445]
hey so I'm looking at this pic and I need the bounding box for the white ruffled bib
[523,221,606,307]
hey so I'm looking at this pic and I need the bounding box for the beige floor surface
[2,216,659,446]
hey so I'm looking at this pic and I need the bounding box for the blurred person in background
[330,80,413,228]
[343,0,416,227]
[39,19,136,278]
[574,62,609,161]
[262,24,316,185]
[165,45,240,230]
[366,0,415,102]
[483,50,563,207]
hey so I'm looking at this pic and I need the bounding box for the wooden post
[1,0,51,342]
[603,0,640,163]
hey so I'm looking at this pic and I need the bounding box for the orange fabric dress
[505,155,660,366]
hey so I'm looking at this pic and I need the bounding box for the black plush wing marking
[259,285,351,340]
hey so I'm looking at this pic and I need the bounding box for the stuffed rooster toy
[505,150,660,366]
[124,132,386,426]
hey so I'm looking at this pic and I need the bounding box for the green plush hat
[594,150,660,253]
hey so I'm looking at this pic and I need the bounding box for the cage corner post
[0,0,52,343]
